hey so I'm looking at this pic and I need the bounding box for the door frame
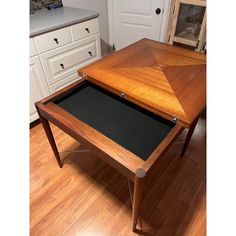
[107,0,171,51]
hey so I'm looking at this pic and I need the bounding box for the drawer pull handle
[54,38,59,44]
[88,51,92,56]
[85,28,90,33]
[60,63,64,69]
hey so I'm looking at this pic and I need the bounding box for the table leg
[132,168,146,232]
[37,112,63,168]
[181,117,199,157]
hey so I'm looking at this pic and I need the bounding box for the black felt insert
[54,82,175,161]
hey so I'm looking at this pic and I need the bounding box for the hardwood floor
[30,114,206,236]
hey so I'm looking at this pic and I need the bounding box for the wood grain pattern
[30,113,206,235]
[181,116,199,156]
[37,113,63,168]
[132,168,146,232]
[79,39,206,127]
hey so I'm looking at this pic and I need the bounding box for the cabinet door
[111,0,165,50]
[30,38,37,57]
[30,56,50,122]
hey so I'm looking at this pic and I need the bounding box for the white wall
[63,0,110,55]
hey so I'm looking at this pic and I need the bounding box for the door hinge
[168,34,171,42]
[173,5,175,14]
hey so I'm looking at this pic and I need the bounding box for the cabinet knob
[54,38,59,44]
[155,8,161,15]
[60,63,64,69]
[85,28,90,33]
[88,51,92,56]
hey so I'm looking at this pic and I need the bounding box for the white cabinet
[29,56,50,122]
[30,38,38,57]
[49,74,79,94]
[29,17,101,123]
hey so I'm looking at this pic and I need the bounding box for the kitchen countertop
[30,6,99,37]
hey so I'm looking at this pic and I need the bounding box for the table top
[79,39,206,127]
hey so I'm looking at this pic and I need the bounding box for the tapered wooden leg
[37,113,63,168]
[132,168,146,232]
[181,117,199,157]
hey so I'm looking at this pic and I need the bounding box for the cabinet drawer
[49,74,81,94]
[34,27,72,53]
[71,18,99,41]
[40,35,101,85]
[30,38,37,57]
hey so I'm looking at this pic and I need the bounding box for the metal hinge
[171,117,178,124]
[82,74,87,79]
[120,92,126,98]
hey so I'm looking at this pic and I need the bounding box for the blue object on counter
[46,2,63,10]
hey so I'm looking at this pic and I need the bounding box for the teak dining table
[35,38,206,232]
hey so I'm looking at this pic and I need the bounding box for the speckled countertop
[30,6,99,37]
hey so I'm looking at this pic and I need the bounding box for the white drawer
[71,18,99,41]
[34,27,72,53]
[49,74,81,94]
[30,38,37,57]
[40,35,101,85]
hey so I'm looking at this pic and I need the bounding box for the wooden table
[35,39,206,232]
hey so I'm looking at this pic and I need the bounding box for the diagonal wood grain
[79,38,206,127]
[162,64,206,122]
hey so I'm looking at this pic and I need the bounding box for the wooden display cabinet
[166,0,206,52]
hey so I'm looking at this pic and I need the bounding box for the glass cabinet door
[173,2,206,47]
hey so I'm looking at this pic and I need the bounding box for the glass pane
[175,3,205,42]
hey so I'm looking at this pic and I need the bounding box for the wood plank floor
[30,114,206,236]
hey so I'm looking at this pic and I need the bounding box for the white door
[109,0,166,51]
[30,56,50,122]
